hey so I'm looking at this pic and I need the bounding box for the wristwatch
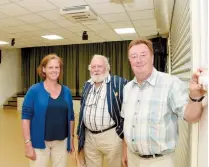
[189,95,205,102]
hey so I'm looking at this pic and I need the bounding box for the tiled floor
[0,108,78,167]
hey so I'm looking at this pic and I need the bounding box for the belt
[88,124,116,134]
[139,154,163,159]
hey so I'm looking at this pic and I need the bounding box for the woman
[22,54,75,167]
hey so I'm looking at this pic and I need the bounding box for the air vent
[60,5,98,22]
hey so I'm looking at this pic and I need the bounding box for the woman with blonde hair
[22,54,75,167]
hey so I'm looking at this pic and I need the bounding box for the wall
[169,0,191,166]
[197,97,208,167]
[169,0,208,166]
[191,0,208,166]
[0,49,22,107]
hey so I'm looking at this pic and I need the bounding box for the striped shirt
[121,68,188,155]
[83,75,115,131]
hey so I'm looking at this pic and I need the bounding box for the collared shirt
[121,68,188,155]
[83,75,115,131]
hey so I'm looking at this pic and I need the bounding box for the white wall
[0,49,22,107]
[191,0,208,166]
[198,97,208,167]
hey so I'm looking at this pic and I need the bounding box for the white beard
[91,71,109,83]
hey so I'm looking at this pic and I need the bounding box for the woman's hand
[70,137,75,154]
[25,142,36,160]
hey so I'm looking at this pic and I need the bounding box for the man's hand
[122,140,128,167]
[189,68,206,98]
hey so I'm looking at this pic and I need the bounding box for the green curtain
[22,41,133,96]
[78,43,103,95]
[102,41,133,79]
[21,39,166,96]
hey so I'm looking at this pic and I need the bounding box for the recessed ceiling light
[41,35,64,40]
[114,28,136,34]
[0,41,9,45]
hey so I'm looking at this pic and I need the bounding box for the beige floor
[0,108,78,167]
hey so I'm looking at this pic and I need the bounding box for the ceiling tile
[0,18,26,26]
[42,39,72,46]
[60,33,79,39]
[38,9,67,21]
[54,19,81,28]
[1,26,24,33]
[48,0,87,8]
[0,12,7,19]
[101,13,130,22]
[8,32,34,38]
[102,35,121,41]
[67,26,91,33]
[138,25,157,32]
[90,3,125,15]
[35,21,60,29]
[15,0,57,12]
[98,31,119,38]
[9,0,22,2]
[0,0,10,5]
[90,38,104,43]
[16,14,47,24]
[128,10,155,20]
[133,19,156,27]
[120,33,139,40]
[0,0,160,48]
[139,32,158,37]
[0,3,31,16]
[108,21,133,29]
[19,25,41,31]
[86,23,110,31]
[137,26,158,36]
[85,0,110,4]
[32,30,53,36]
[123,0,154,11]
[49,27,71,35]
[94,29,115,36]
[87,35,104,41]
[0,32,10,40]
[30,36,45,41]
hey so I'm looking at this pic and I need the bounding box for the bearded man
[77,54,128,167]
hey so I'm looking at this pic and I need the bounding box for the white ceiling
[0,0,159,48]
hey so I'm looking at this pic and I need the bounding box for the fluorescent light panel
[41,35,63,40]
[114,28,136,34]
[0,41,9,45]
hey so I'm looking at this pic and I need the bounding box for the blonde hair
[128,39,154,55]
[37,54,63,80]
